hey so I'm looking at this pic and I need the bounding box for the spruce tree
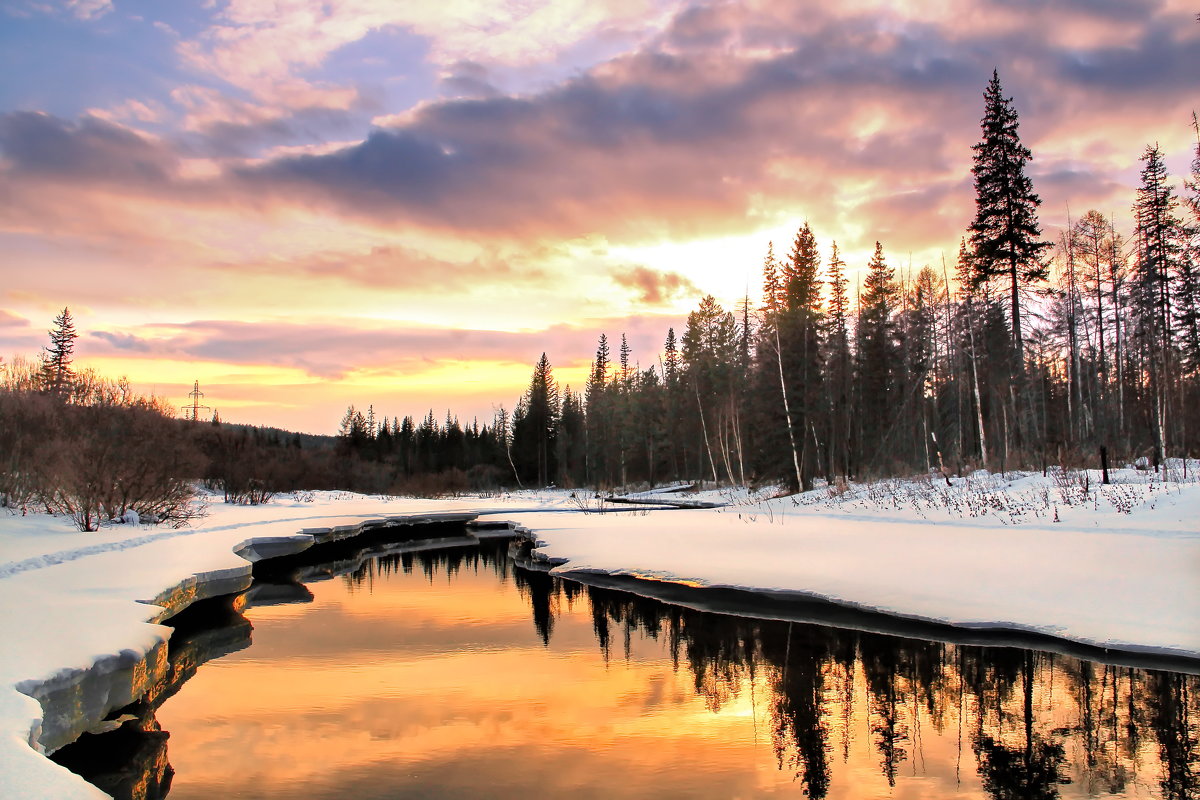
[762,241,782,313]
[1187,113,1200,223]
[661,327,682,480]
[662,328,680,384]
[681,296,738,484]
[41,307,77,397]
[779,223,825,488]
[968,70,1049,362]
[585,334,612,485]
[856,242,899,469]
[512,353,559,486]
[824,242,853,478]
[557,386,586,486]
[1132,145,1187,374]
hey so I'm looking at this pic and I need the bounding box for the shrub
[0,389,205,530]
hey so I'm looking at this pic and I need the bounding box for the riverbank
[1,467,1197,798]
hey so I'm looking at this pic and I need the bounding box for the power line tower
[181,380,212,422]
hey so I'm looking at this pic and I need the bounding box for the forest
[2,72,1199,524]
[343,74,1200,492]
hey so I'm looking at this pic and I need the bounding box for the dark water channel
[55,531,1200,799]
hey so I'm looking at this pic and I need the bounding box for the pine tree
[41,307,78,397]
[968,70,1050,362]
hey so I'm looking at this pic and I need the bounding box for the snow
[1,469,1197,798]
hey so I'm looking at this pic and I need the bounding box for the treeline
[342,74,1200,490]
[333,405,511,493]
[0,327,356,528]
[7,73,1199,512]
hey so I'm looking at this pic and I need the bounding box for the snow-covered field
[1,467,1197,798]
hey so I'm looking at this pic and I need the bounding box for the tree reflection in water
[506,556,1200,800]
[57,538,1200,800]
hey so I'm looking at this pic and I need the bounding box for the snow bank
[0,471,1196,798]
[524,469,1200,660]
[0,492,549,799]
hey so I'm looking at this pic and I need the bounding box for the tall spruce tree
[41,307,78,397]
[856,243,899,469]
[681,296,739,484]
[661,327,683,479]
[512,353,559,486]
[585,334,612,485]
[781,223,825,488]
[556,386,586,487]
[1132,144,1191,460]
[968,71,1049,363]
[824,242,853,478]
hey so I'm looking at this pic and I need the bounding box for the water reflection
[61,537,1200,800]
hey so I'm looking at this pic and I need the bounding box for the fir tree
[968,70,1049,361]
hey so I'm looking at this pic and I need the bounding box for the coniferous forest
[338,73,1200,491]
[3,73,1200,509]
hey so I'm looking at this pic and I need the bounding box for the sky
[1,0,1197,434]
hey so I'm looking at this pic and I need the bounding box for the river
[54,532,1200,799]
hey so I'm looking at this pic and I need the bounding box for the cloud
[176,0,679,93]
[13,0,112,20]
[213,243,546,291]
[169,83,376,159]
[64,0,111,20]
[439,61,500,99]
[81,316,682,380]
[4,0,1198,265]
[612,265,698,304]
[89,330,155,353]
[0,309,41,356]
[0,309,28,328]
[0,112,176,188]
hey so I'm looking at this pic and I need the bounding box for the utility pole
[182,380,212,421]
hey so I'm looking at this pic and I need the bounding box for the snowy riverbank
[1,468,1197,798]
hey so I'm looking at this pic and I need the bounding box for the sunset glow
[2,0,1196,432]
